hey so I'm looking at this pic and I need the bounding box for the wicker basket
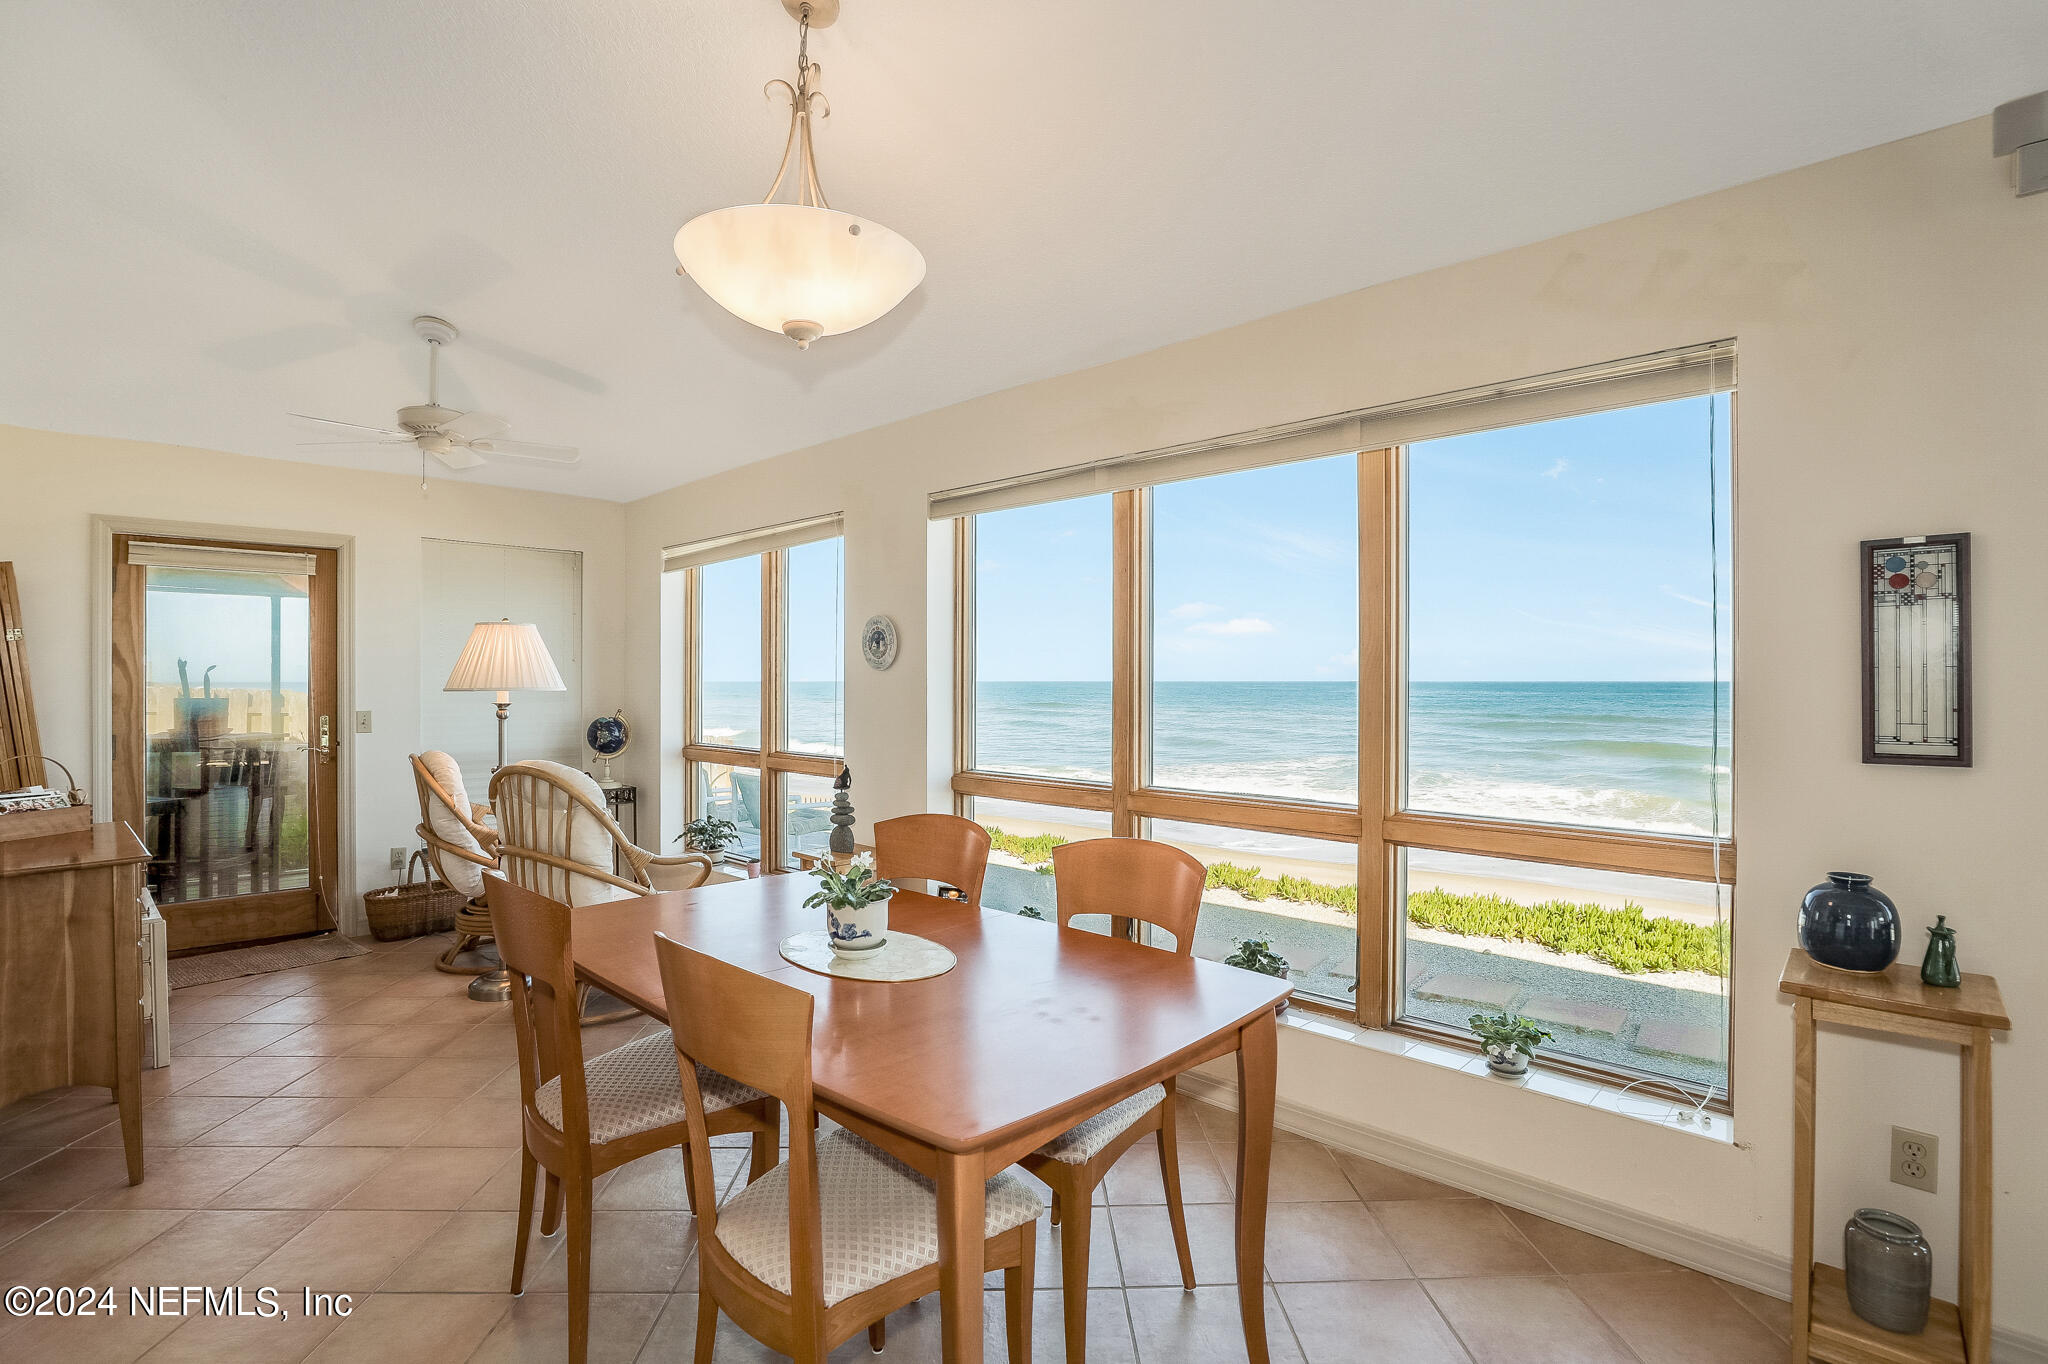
[362,850,463,941]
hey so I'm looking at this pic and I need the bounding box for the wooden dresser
[0,822,149,1183]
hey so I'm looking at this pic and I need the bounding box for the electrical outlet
[1891,1126,1938,1193]
[389,847,406,871]
[354,710,373,734]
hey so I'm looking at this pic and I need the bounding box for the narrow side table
[1778,949,2010,1364]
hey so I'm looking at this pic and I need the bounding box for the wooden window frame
[681,540,843,873]
[951,437,1737,1104]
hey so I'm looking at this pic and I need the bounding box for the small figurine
[1919,915,1961,989]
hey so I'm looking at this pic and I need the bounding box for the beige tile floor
[0,932,1792,1363]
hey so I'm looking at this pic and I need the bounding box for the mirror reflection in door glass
[142,566,312,904]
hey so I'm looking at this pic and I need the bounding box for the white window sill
[1280,1008,1734,1145]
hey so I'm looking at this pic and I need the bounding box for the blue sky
[974,394,1733,682]
[699,537,843,685]
[145,587,310,690]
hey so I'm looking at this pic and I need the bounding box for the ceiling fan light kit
[674,0,924,349]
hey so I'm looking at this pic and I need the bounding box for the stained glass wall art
[1861,533,1971,766]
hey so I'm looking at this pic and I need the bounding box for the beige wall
[0,425,629,930]
[621,116,2046,1341]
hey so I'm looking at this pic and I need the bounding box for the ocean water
[704,677,1732,842]
[972,679,1731,839]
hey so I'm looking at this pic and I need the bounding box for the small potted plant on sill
[803,854,897,956]
[1469,1010,1552,1078]
[679,816,757,875]
[1224,937,1293,1010]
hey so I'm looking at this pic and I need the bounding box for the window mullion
[1110,488,1141,840]
[761,550,784,868]
[1357,446,1400,1026]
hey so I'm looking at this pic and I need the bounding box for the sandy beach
[975,808,1729,929]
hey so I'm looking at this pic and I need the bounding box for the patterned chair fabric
[1035,1084,1166,1164]
[716,1127,1044,1306]
[533,1031,764,1145]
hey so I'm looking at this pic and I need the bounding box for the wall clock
[860,615,898,671]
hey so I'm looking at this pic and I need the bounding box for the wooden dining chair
[871,813,991,906]
[651,930,1042,1364]
[488,876,779,1364]
[1022,835,1206,1359]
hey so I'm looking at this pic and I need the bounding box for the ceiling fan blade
[289,412,410,439]
[295,439,414,447]
[438,410,510,441]
[429,445,489,471]
[469,438,581,466]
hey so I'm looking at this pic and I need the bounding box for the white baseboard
[1175,1071,2048,1364]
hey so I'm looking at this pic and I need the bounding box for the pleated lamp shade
[443,619,566,695]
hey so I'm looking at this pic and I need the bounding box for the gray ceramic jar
[1844,1208,1932,1334]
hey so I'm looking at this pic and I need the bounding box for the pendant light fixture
[674,0,924,349]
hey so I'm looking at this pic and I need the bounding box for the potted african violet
[1469,1010,1552,1077]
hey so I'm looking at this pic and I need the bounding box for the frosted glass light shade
[443,620,566,693]
[675,203,925,347]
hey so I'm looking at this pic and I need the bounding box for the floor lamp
[443,618,564,1001]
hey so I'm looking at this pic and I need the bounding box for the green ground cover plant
[985,826,1065,872]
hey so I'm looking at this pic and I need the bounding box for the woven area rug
[168,934,372,989]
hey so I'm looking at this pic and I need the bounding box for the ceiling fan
[290,316,580,472]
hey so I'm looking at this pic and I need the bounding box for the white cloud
[1542,458,1569,479]
[1661,586,1713,609]
[1188,616,1277,636]
[1167,601,1219,621]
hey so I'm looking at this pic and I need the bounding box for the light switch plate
[354,710,373,734]
[1891,1126,1938,1193]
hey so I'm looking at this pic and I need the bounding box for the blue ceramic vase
[1799,872,1900,973]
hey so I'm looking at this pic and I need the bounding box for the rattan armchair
[489,760,715,1023]
[410,751,500,976]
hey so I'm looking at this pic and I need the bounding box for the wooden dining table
[571,874,1290,1364]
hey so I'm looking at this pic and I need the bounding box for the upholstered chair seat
[533,1031,764,1145]
[716,1126,1044,1307]
[1035,1083,1167,1164]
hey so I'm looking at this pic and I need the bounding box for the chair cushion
[534,1031,762,1145]
[418,750,488,899]
[716,1128,1044,1306]
[1035,1084,1165,1164]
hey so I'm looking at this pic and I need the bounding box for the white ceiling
[3,2,2044,501]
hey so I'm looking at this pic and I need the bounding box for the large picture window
[680,529,843,872]
[952,351,1735,1102]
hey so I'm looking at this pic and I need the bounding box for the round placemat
[778,929,957,982]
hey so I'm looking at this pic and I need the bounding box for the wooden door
[112,534,340,952]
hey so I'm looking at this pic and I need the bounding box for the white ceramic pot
[1485,1045,1530,1077]
[827,895,891,954]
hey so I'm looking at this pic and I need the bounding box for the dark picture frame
[1861,532,1971,767]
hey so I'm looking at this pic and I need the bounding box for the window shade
[420,540,584,780]
[127,541,317,575]
[661,512,844,571]
[928,341,1736,520]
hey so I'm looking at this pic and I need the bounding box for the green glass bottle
[1919,915,1960,989]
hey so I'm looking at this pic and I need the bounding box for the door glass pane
[690,762,763,865]
[698,555,762,748]
[1397,848,1729,1094]
[973,497,1112,782]
[779,771,837,869]
[1145,818,1356,1002]
[1151,455,1358,804]
[1404,396,1733,835]
[967,797,1111,928]
[784,538,843,757]
[143,566,311,904]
